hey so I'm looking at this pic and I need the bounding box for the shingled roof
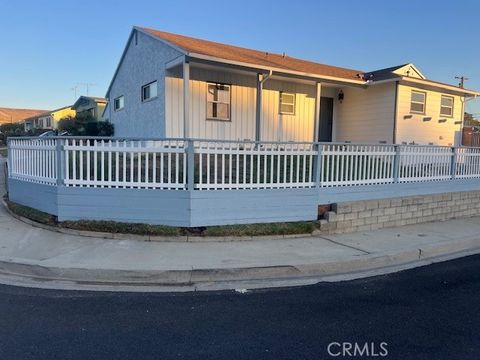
[139,27,364,82]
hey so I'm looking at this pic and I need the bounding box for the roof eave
[187,52,366,86]
[399,76,480,97]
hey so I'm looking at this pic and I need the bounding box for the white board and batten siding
[334,82,397,144]
[395,84,464,146]
[165,68,316,142]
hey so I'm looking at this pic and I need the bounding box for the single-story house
[72,96,107,121]
[24,105,76,132]
[104,26,479,146]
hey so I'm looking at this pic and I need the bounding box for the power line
[455,75,469,88]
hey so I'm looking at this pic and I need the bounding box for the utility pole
[455,75,469,88]
[71,85,79,100]
[77,83,96,96]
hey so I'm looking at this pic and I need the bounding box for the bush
[58,114,114,136]
[0,123,26,145]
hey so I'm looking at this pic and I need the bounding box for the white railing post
[56,138,64,186]
[186,139,195,190]
[393,145,401,183]
[314,143,323,188]
[6,138,12,178]
[451,146,457,180]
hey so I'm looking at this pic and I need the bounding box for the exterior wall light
[338,90,344,103]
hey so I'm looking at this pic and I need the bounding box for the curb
[1,198,315,243]
[0,234,479,292]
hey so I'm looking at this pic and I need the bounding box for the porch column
[313,82,322,142]
[183,60,190,138]
[255,73,263,142]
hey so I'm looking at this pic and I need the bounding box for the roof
[139,27,364,82]
[364,64,408,81]
[72,96,107,109]
[23,105,73,121]
[0,107,49,125]
[106,26,479,99]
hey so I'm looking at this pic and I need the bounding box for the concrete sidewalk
[1,155,480,292]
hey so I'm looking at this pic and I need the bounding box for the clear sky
[1,0,479,115]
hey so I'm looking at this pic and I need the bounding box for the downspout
[392,81,399,144]
[255,70,273,142]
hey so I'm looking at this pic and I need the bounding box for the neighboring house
[72,96,107,121]
[24,106,76,132]
[104,26,479,146]
[0,107,48,125]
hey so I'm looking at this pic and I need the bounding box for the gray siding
[106,30,183,137]
[10,178,480,227]
[57,187,191,226]
[8,179,58,215]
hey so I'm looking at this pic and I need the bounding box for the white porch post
[183,60,190,138]
[255,73,263,142]
[313,82,322,142]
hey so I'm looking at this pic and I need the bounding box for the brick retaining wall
[318,191,480,234]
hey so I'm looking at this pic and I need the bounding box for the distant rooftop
[0,107,49,125]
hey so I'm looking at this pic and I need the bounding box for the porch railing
[8,137,480,190]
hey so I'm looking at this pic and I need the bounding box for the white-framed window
[279,92,296,115]
[207,83,230,121]
[410,90,426,114]
[46,117,52,127]
[142,81,158,102]
[440,95,454,117]
[114,95,124,111]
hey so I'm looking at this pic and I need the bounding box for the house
[72,96,107,121]
[104,27,479,146]
[24,105,76,132]
[0,107,48,125]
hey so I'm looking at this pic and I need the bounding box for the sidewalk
[1,155,480,292]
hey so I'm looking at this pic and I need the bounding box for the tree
[464,112,480,127]
[57,114,114,136]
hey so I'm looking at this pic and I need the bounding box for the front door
[318,97,333,142]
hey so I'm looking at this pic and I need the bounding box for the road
[0,255,479,359]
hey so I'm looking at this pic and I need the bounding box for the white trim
[187,52,366,86]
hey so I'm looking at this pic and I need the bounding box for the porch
[6,137,480,227]
[164,57,376,144]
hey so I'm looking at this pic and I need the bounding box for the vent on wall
[423,117,432,122]
[438,119,447,123]
[404,115,413,120]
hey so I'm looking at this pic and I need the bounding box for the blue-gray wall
[9,178,480,227]
[105,30,183,137]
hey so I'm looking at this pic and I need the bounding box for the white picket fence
[8,138,57,185]
[7,137,480,190]
[194,140,316,190]
[63,139,187,189]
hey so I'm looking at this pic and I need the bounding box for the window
[46,117,52,128]
[114,96,124,111]
[207,83,230,120]
[440,95,454,117]
[142,81,157,102]
[279,92,296,115]
[410,90,426,114]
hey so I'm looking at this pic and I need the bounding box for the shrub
[58,114,114,136]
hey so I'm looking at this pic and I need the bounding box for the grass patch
[60,220,180,236]
[5,198,318,237]
[0,148,7,158]
[5,198,57,225]
[203,222,317,237]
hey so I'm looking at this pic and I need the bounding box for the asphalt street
[0,254,479,360]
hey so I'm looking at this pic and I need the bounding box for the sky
[0,0,479,115]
